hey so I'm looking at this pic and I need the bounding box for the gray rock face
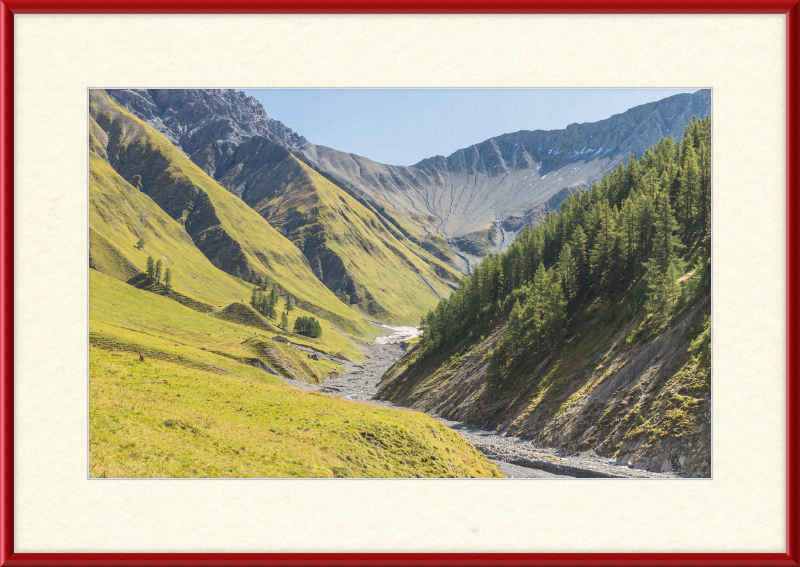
[105,89,309,157]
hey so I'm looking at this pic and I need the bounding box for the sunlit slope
[90,348,503,478]
[89,90,370,338]
[90,269,361,372]
[89,142,361,360]
[256,157,461,324]
[89,276,502,478]
[90,152,254,307]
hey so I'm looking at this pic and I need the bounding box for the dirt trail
[291,327,678,478]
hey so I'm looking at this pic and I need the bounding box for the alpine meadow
[89,88,711,478]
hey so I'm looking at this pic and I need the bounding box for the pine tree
[146,256,155,281]
[285,292,293,312]
[280,311,289,330]
[502,300,524,359]
[544,271,567,347]
[569,225,589,296]
[250,288,258,308]
[135,237,146,250]
[557,242,577,300]
[268,284,279,320]
[155,259,162,283]
[677,145,699,242]
[649,190,681,275]
[164,268,172,292]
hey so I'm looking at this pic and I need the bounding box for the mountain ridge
[107,88,710,269]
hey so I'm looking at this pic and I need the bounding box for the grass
[89,347,502,478]
[89,272,503,477]
[90,270,361,377]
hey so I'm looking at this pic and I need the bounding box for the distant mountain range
[108,88,710,275]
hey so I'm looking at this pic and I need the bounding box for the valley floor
[315,326,679,479]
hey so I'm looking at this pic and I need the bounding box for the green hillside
[192,135,462,324]
[256,156,461,324]
[89,135,362,361]
[90,89,372,339]
[89,269,502,478]
[89,272,500,478]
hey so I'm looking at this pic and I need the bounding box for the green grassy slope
[89,142,363,360]
[256,157,461,324]
[90,269,355,380]
[89,89,372,339]
[90,152,253,307]
[89,271,502,478]
[90,347,502,478]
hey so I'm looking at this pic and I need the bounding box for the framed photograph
[1,2,798,565]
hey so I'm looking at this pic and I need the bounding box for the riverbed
[316,328,677,479]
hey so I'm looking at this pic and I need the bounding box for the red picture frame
[1,3,798,566]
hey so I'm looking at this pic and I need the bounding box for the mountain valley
[90,88,712,478]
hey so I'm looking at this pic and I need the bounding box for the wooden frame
[1,4,798,566]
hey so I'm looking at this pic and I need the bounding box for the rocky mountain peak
[105,88,309,157]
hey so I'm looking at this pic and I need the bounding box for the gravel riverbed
[291,326,677,479]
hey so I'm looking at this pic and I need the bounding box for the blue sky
[243,88,700,167]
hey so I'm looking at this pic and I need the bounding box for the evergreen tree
[164,268,172,292]
[234,265,242,279]
[285,292,293,312]
[501,300,524,359]
[280,311,289,330]
[557,242,577,300]
[677,145,700,242]
[569,225,589,295]
[155,259,162,283]
[135,237,146,250]
[146,256,155,281]
[649,190,681,275]
[268,284,279,320]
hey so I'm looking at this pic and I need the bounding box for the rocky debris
[314,327,676,478]
[436,419,676,479]
[271,336,290,344]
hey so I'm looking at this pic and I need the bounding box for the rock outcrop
[106,88,309,157]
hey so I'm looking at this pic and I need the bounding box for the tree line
[250,282,321,337]
[419,115,711,387]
